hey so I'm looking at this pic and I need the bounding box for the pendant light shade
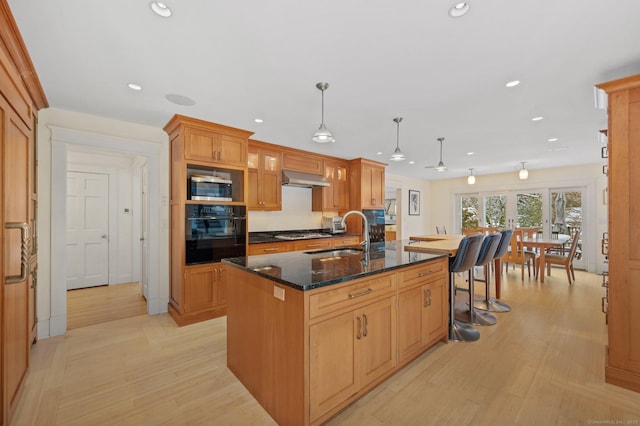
[519,162,529,180]
[312,82,335,143]
[389,117,406,161]
[467,168,476,185]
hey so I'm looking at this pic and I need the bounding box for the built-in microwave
[188,175,232,201]
[185,204,246,265]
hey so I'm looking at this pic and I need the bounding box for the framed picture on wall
[409,190,420,216]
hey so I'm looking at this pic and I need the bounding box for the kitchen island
[223,241,449,426]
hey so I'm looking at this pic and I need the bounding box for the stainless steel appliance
[188,175,232,201]
[362,209,385,243]
[185,204,246,264]
[322,216,346,234]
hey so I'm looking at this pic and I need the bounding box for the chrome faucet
[341,210,369,254]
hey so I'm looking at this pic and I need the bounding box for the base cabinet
[169,263,227,326]
[309,297,396,422]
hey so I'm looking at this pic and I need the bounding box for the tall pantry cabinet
[0,2,47,424]
[596,74,640,393]
[164,115,253,326]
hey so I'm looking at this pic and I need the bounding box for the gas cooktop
[274,232,332,240]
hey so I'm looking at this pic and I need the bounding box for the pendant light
[389,117,406,161]
[435,138,447,171]
[519,162,529,180]
[312,82,335,143]
[467,168,476,185]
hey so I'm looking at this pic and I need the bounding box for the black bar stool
[474,229,513,312]
[455,232,501,326]
[448,233,484,342]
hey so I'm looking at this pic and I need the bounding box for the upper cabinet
[166,115,252,169]
[248,140,282,210]
[282,151,323,174]
[313,158,349,212]
[349,158,387,210]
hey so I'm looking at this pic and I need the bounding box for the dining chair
[436,225,447,235]
[501,229,534,280]
[517,227,540,276]
[461,228,481,235]
[544,230,581,285]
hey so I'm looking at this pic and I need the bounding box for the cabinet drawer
[293,239,333,251]
[248,242,293,255]
[332,236,361,247]
[309,273,396,319]
[398,258,447,289]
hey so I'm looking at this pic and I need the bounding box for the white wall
[36,107,169,338]
[385,173,432,240]
[426,163,607,273]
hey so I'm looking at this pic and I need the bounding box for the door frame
[49,126,164,336]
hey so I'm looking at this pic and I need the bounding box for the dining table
[521,234,571,283]
[403,234,507,299]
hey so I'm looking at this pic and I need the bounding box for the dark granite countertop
[249,229,360,244]
[223,240,448,291]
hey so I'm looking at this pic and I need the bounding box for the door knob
[101,234,108,239]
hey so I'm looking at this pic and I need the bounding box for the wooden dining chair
[461,228,481,235]
[544,230,581,285]
[516,227,540,276]
[501,229,534,280]
[436,225,447,235]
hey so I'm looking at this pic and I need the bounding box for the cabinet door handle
[362,314,368,337]
[601,296,608,314]
[601,146,608,158]
[424,289,429,307]
[356,316,362,340]
[427,289,432,306]
[264,248,280,252]
[5,222,30,284]
[348,288,372,299]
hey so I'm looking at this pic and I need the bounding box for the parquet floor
[10,267,640,425]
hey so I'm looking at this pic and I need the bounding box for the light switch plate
[273,286,285,301]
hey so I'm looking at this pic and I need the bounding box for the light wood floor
[11,268,640,425]
[66,282,148,330]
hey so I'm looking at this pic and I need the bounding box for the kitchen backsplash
[248,185,323,232]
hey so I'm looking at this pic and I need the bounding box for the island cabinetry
[293,238,333,252]
[165,114,253,326]
[397,258,448,364]
[349,158,386,210]
[248,140,282,210]
[312,158,349,212]
[596,74,640,392]
[282,150,324,174]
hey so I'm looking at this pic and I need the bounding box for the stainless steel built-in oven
[188,175,233,201]
[185,204,246,265]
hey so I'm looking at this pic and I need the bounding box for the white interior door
[141,165,149,299]
[66,171,109,289]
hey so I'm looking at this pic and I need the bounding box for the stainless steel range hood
[282,170,330,188]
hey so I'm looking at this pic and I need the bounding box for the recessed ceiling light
[150,2,172,17]
[376,151,383,155]
[127,83,142,91]
[165,94,196,106]
[467,152,475,156]
[409,161,415,164]
[548,138,559,142]
[531,116,543,121]
[254,118,263,123]
[449,2,470,17]
[505,80,520,88]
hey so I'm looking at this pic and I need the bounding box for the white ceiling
[8,0,640,180]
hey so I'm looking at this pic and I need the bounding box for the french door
[457,187,585,269]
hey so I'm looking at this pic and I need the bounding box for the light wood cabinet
[397,259,448,363]
[349,158,386,210]
[165,114,253,326]
[293,238,333,252]
[248,140,282,210]
[247,241,293,255]
[312,159,349,212]
[183,263,226,314]
[282,151,323,174]
[184,125,247,167]
[0,9,46,422]
[596,74,640,393]
[309,296,396,421]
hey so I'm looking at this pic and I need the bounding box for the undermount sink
[304,248,363,256]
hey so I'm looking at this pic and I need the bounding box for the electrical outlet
[273,286,285,301]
